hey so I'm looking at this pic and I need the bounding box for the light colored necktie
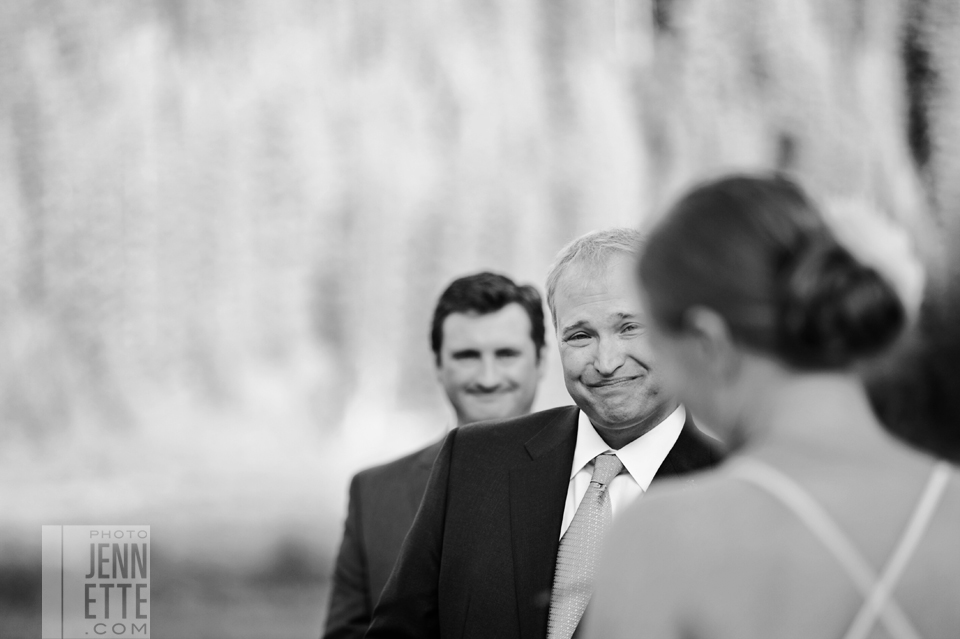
[547,451,624,639]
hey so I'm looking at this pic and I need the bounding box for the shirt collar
[571,405,686,491]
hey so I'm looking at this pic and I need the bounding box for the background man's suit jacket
[366,405,723,639]
[323,438,444,639]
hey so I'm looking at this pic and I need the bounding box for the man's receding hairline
[547,234,642,328]
[551,258,642,332]
[552,252,626,293]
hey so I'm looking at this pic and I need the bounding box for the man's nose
[477,356,502,389]
[594,337,625,376]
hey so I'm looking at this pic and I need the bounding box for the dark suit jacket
[366,405,723,639]
[323,439,445,639]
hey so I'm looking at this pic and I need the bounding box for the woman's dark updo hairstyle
[867,276,960,462]
[639,174,907,369]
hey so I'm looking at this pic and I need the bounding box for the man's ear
[681,306,741,380]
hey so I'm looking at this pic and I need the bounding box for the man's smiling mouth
[466,389,514,397]
[586,376,639,388]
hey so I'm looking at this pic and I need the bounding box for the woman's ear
[680,306,741,381]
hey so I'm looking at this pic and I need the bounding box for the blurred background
[1,1,958,637]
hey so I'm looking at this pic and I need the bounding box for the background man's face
[554,254,672,432]
[437,302,543,426]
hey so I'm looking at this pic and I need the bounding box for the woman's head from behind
[867,274,960,463]
[638,174,906,443]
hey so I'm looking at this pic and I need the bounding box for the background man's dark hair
[430,272,546,365]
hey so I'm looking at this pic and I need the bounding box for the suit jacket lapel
[404,438,444,522]
[653,413,723,481]
[509,407,579,639]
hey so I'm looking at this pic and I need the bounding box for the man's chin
[461,399,527,424]
[580,400,645,430]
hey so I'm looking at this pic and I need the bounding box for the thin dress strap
[728,458,950,639]
[841,462,951,639]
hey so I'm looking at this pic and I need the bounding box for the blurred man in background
[323,272,547,639]
[366,229,722,639]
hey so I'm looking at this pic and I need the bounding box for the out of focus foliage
[2,1,957,438]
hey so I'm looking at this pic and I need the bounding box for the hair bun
[777,238,906,368]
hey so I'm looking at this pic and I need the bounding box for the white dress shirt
[558,405,686,538]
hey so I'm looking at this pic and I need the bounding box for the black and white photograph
[2,2,959,638]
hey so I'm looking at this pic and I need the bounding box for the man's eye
[452,352,480,360]
[566,333,590,342]
[622,324,641,333]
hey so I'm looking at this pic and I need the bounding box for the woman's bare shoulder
[589,471,766,638]
[606,468,784,572]
[622,469,750,528]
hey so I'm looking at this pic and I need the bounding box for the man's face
[437,303,544,426]
[554,254,673,433]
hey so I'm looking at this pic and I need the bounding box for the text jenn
[85,543,148,579]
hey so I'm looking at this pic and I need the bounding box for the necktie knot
[591,452,623,488]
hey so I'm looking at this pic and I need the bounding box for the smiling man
[435,287,544,428]
[323,272,546,639]
[367,229,723,639]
